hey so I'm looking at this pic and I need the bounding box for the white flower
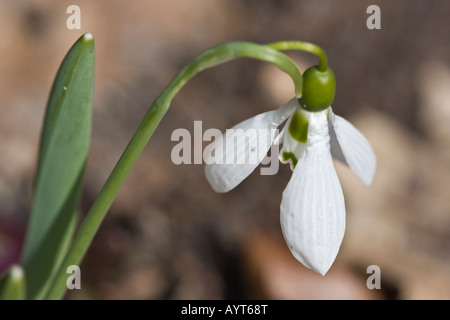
[204,98,376,275]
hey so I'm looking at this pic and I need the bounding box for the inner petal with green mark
[288,110,308,143]
[279,110,308,171]
[282,152,298,168]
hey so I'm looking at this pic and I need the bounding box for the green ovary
[288,111,308,143]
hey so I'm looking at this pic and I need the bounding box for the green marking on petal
[282,152,298,168]
[288,111,308,143]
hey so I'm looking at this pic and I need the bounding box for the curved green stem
[44,41,302,300]
[267,41,328,71]
[164,41,304,99]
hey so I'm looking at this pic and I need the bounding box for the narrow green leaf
[21,33,95,300]
[0,265,26,300]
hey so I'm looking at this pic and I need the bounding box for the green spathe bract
[21,33,95,300]
[299,66,336,112]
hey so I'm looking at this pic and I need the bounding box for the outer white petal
[205,98,298,193]
[329,112,376,185]
[280,144,346,276]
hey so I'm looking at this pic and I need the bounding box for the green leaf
[0,265,26,300]
[20,33,95,300]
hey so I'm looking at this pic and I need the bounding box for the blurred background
[1,0,450,299]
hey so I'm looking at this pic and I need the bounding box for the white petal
[280,143,345,275]
[329,112,376,186]
[205,99,297,193]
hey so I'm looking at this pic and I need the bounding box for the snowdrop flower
[204,66,376,275]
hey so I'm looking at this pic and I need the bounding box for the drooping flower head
[204,64,376,275]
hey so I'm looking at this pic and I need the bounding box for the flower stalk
[267,41,328,71]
